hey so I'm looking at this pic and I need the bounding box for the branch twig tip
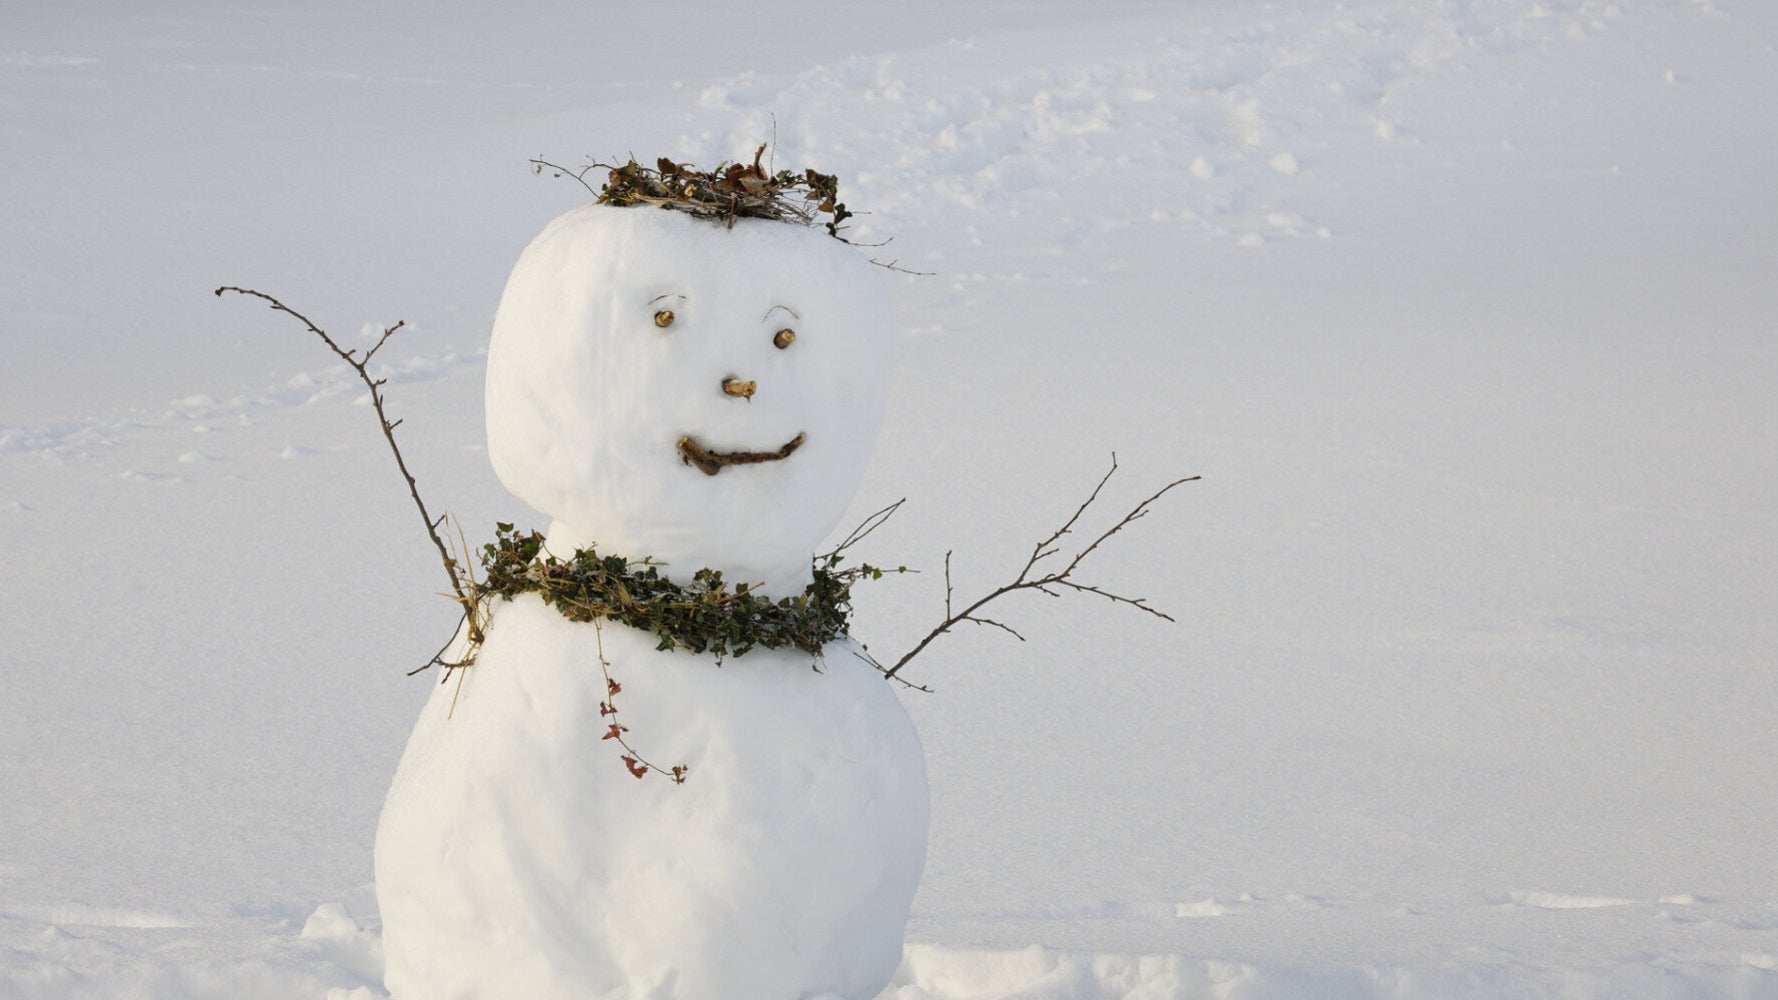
[884,456,1197,681]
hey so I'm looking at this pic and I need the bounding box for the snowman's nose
[721,377,757,399]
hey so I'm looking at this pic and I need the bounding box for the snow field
[4,0,1776,997]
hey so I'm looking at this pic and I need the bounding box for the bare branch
[1054,469,1200,581]
[961,616,1026,642]
[883,457,1198,680]
[215,286,485,665]
[1050,579,1176,623]
[529,157,600,197]
[1029,454,1120,567]
[409,610,469,677]
[868,257,936,276]
[818,497,906,563]
[849,646,934,693]
[943,550,955,619]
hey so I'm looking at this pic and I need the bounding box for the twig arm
[214,286,479,652]
[882,458,1197,680]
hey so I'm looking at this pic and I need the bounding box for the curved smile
[677,432,807,476]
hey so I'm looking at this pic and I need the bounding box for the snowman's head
[485,204,893,594]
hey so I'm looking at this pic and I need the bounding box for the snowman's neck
[541,519,816,597]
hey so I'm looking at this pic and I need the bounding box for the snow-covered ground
[4,1,1775,997]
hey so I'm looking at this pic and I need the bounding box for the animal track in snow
[1173,892,1354,918]
[1503,891,1639,910]
[2,904,194,929]
[1495,891,1720,911]
[0,342,481,465]
[1175,898,1232,918]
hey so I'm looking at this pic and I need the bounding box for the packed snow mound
[376,598,928,1000]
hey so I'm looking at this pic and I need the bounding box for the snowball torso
[376,205,927,999]
[376,601,928,1000]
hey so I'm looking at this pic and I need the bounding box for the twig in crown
[532,144,853,236]
[530,146,934,275]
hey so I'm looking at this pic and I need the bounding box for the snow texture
[4,0,1778,997]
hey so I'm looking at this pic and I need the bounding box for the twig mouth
[677,432,807,476]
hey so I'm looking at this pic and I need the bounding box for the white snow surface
[4,1,1777,998]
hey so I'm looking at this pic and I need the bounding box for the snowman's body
[376,602,926,1000]
[374,205,928,1000]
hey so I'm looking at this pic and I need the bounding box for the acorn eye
[654,309,676,328]
[773,328,796,349]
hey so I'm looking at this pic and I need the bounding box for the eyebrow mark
[763,304,801,321]
[651,293,687,305]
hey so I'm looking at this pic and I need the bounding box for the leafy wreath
[475,522,897,659]
[453,519,901,782]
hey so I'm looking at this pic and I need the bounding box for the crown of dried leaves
[580,145,855,237]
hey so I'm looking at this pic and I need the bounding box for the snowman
[374,196,929,999]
